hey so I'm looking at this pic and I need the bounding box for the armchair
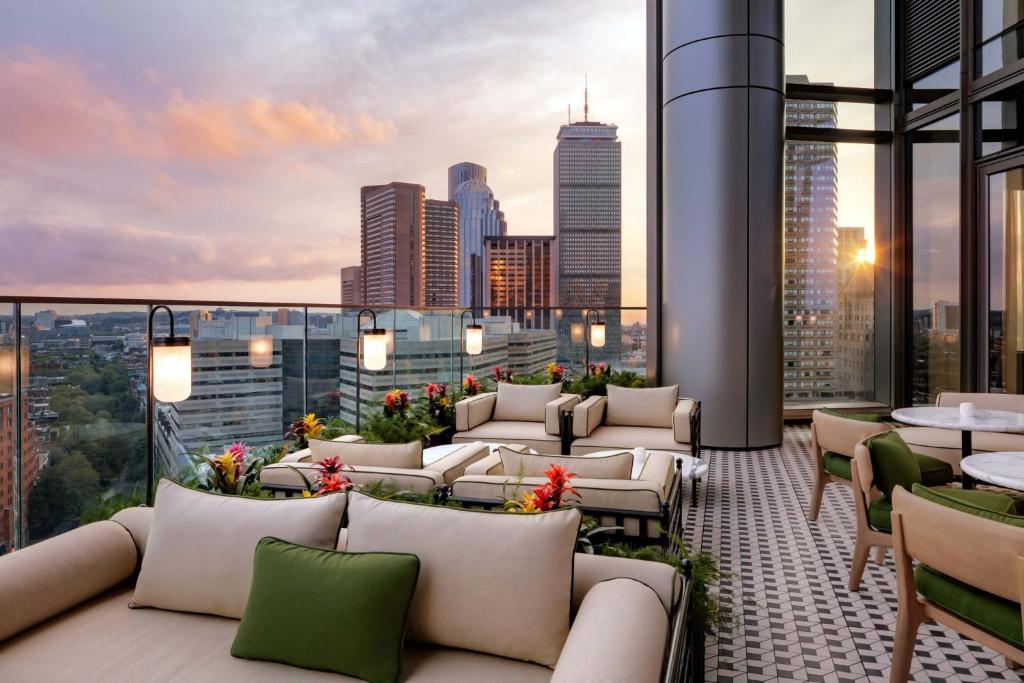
[451,382,580,455]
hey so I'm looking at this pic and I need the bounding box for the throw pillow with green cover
[819,407,882,422]
[232,537,420,683]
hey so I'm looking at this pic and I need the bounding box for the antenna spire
[568,102,571,124]
[584,74,589,122]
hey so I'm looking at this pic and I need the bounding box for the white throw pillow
[493,382,563,423]
[605,385,679,428]
[308,438,422,469]
[498,447,633,480]
[131,479,347,618]
[345,491,581,667]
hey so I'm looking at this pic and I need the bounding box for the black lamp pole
[584,309,602,376]
[146,304,186,505]
[458,309,474,382]
[354,308,379,432]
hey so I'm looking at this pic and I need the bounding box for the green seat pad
[819,407,882,422]
[911,483,1022,526]
[869,487,1016,532]
[232,537,420,683]
[867,431,921,497]
[822,451,853,480]
[914,453,954,487]
[915,564,1023,648]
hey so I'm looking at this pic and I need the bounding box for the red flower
[314,472,353,496]
[314,456,349,476]
[383,389,410,416]
[462,375,481,396]
[529,464,580,510]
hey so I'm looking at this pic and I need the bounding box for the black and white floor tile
[682,425,1023,683]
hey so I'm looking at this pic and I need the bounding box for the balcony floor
[683,425,1022,683]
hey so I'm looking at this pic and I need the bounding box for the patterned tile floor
[682,425,1023,683]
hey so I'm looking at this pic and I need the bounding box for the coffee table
[421,442,536,467]
[891,406,1024,488]
[959,452,1024,492]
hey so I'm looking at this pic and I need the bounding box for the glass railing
[0,298,646,551]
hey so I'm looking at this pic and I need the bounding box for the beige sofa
[259,440,490,497]
[450,447,683,544]
[897,391,1024,473]
[452,383,580,455]
[0,503,689,682]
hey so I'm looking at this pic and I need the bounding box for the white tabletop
[960,452,1024,492]
[891,406,1024,433]
[585,448,707,481]
[422,442,537,466]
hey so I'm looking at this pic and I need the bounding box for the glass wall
[911,115,962,404]
[987,167,1024,392]
[977,0,1024,77]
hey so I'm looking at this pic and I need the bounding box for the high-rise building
[340,265,361,307]
[836,227,874,399]
[554,97,622,362]
[0,348,38,553]
[360,182,425,306]
[784,76,839,400]
[422,200,459,307]
[448,163,507,309]
[483,235,557,329]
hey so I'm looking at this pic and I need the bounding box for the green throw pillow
[819,407,882,422]
[911,483,1023,526]
[231,537,420,683]
[867,430,921,498]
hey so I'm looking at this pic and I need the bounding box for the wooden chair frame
[889,487,1024,682]
[848,438,895,591]
[807,411,891,522]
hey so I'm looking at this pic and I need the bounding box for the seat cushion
[869,487,1017,532]
[498,447,633,480]
[570,425,687,454]
[451,476,667,514]
[822,451,852,480]
[915,564,1023,649]
[453,421,561,455]
[915,452,955,487]
[897,426,1024,455]
[605,385,678,428]
[911,483,1023,526]
[493,383,562,423]
[818,407,881,422]
[0,586,552,682]
[309,438,422,470]
[260,463,444,494]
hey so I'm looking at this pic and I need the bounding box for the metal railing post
[302,307,308,416]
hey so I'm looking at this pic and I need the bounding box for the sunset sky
[0,1,876,307]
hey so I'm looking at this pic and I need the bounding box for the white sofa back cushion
[131,479,346,619]
[345,491,580,667]
[605,385,678,428]
[498,446,633,480]
[493,382,562,423]
[308,438,422,469]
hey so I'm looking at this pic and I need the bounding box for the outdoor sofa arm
[551,578,668,683]
[672,398,697,444]
[572,395,607,438]
[455,392,497,432]
[0,521,138,642]
[546,394,582,436]
[422,442,491,484]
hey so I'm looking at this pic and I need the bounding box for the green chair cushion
[867,430,921,498]
[232,537,420,683]
[911,483,1022,526]
[914,453,954,487]
[915,564,1023,648]
[819,407,882,422]
[822,451,853,480]
[869,487,1016,533]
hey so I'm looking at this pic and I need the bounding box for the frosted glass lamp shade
[249,335,273,368]
[589,322,606,348]
[570,323,585,344]
[465,324,483,356]
[152,339,192,403]
[362,329,388,370]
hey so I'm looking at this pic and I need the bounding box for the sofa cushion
[232,538,420,683]
[452,421,561,455]
[822,451,853,480]
[131,479,346,619]
[451,476,667,514]
[493,383,563,423]
[605,385,678,428]
[261,462,444,494]
[897,426,1024,454]
[309,438,422,470]
[915,564,1023,648]
[866,430,921,498]
[869,487,1016,532]
[818,407,882,422]
[0,586,552,682]
[915,453,955,487]
[344,492,580,668]
[571,425,687,454]
[498,446,633,480]
[911,483,1022,526]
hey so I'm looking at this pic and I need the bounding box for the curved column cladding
[659,0,783,449]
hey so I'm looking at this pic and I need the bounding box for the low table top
[585,448,707,481]
[891,406,1024,434]
[960,452,1024,492]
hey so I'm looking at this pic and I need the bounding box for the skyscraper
[360,182,425,306]
[784,76,839,400]
[340,265,361,307]
[554,92,621,362]
[423,199,459,307]
[836,227,874,399]
[448,163,507,309]
[484,235,557,329]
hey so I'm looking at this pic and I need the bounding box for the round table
[960,452,1024,492]
[891,406,1024,488]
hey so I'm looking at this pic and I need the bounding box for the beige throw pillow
[498,447,633,480]
[605,385,679,428]
[131,479,347,619]
[493,382,562,423]
[345,492,581,667]
[309,438,422,469]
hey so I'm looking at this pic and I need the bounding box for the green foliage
[358,406,443,445]
[321,417,356,440]
[78,489,144,524]
[356,480,460,507]
[600,531,730,637]
[564,368,646,398]
[508,372,554,386]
